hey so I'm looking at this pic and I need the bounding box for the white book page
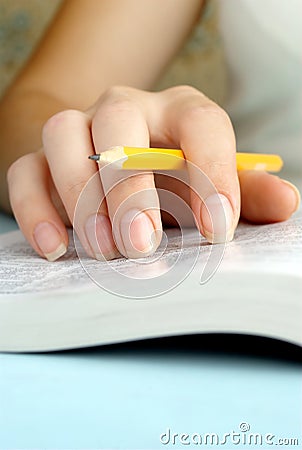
[221,216,302,275]
[0,215,301,296]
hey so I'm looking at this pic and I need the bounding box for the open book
[0,215,301,352]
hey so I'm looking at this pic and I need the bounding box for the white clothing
[218,0,302,179]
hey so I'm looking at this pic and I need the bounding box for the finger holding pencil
[86,86,298,256]
[89,85,242,251]
[8,86,300,262]
[89,144,286,245]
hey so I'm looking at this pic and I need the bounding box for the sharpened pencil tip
[88,154,100,161]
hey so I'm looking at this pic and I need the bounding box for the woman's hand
[7,85,300,261]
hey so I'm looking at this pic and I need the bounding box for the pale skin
[0,0,300,261]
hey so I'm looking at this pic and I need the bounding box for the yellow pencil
[89,146,283,172]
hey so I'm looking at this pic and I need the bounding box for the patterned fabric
[0,0,226,103]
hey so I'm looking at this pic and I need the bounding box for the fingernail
[281,180,301,213]
[200,194,235,243]
[120,208,155,258]
[85,214,119,260]
[33,222,67,261]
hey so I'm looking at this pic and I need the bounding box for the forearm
[0,88,67,212]
[0,0,203,212]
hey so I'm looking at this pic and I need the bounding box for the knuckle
[42,109,87,140]
[103,85,133,100]
[6,161,18,185]
[104,98,137,115]
[181,103,234,136]
[99,86,141,114]
[164,84,200,97]
[95,95,141,121]
[186,103,230,122]
[7,153,34,184]
[102,85,138,101]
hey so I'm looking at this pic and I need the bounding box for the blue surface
[0,212,301,450]
[0,212,18,233]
